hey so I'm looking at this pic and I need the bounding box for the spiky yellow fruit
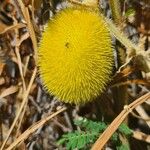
[38,8,113,104]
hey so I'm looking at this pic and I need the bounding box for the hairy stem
[109,0,121,23]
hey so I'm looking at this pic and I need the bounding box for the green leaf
[66,141,72,150]
[74,117,107,133]
[77,135,85,149]
[111,132,119,142]
[57,138,67,145]
[67,134,78,150]
[117,144,130,150]
[118,124,133,136]
[85,133,92,143]
[58,118,133,150]
[58,130,98,150]
[125,8,135,17]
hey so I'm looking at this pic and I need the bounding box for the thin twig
[0,23,26,34]
[111,79,150,88]
[0,68,37,150]
[23,55,30,76]
[132,131,150,143]
[92,92,150,150]
[0,86,18,99]
[6,107,67,150]
[135,105,150,127]
[16,0,38,64]
[15,47,26,91]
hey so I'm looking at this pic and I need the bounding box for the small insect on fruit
[38,7,114,105]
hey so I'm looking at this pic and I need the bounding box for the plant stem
[108,0,128,120]
[109,0,121,23]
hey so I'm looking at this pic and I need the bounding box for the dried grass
[0,0,149,150]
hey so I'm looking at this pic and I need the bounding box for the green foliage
[74,117,107,133]
[57,117,133,150]
[125,8,135,17]
[118,123,133,136]
[57,130,97,150]
[111,132,119,142]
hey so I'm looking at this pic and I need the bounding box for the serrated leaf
[58,130,98,150]
[74,117,107,133]
[58,118,133,150]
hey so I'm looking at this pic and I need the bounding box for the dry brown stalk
[132,131,150,143]
[6,107,67,150]
[0,67,37,150]
[92,92,150,150]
